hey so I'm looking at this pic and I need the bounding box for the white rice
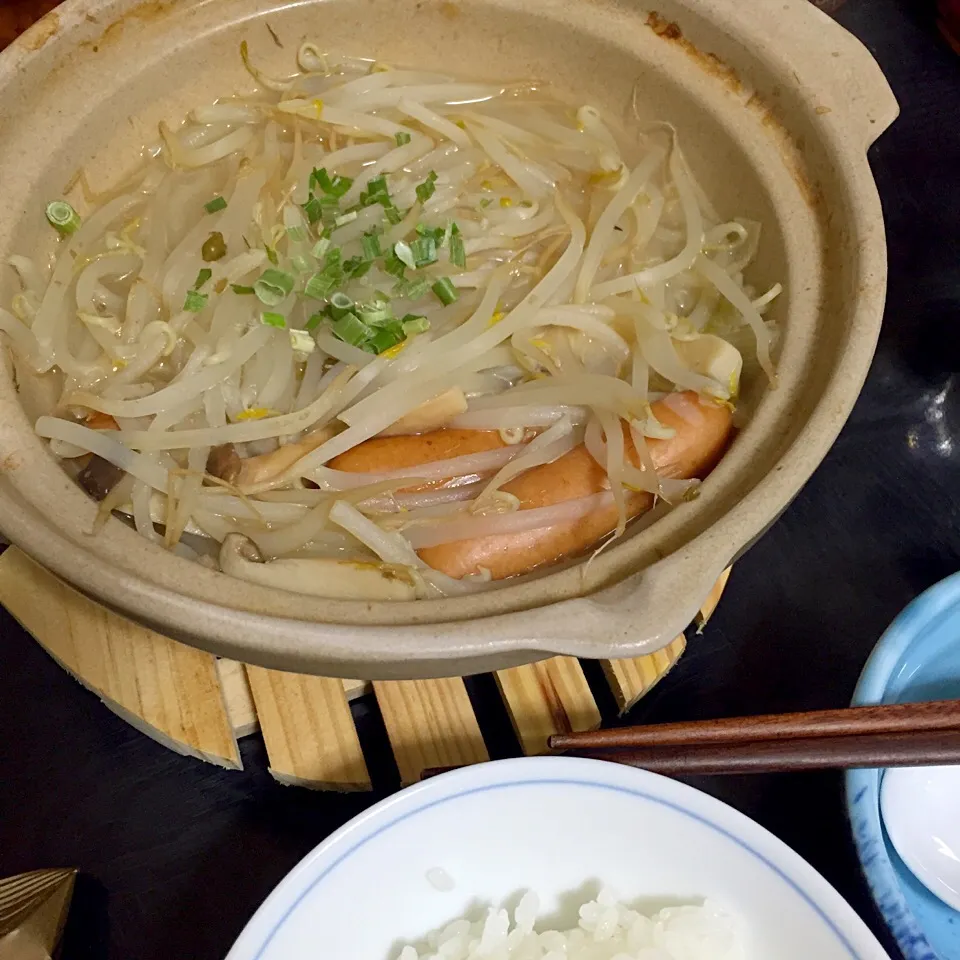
[396,888,745,960]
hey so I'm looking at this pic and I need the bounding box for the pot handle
[520,544,732,662]
[718,0,899,148]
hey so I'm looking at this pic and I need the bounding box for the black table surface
[1,1,958,958]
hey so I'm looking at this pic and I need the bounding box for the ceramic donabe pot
[0,0,896,678]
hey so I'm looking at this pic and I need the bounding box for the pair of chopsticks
[546,700,960,775]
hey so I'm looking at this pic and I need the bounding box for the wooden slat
[374,678,488,785]
[602,634,687,715]
[217,658,259,738]
[245,667,370,790]
[0,548,240,768]
[695,566,732,632]
[495,657,601,755]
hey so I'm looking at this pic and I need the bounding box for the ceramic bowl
[846,571,960,960]
[0,0,897,678]
[226,756,891,959]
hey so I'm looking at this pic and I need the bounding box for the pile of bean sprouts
[0,42,781,599]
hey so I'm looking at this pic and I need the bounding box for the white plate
[227,756,889,960]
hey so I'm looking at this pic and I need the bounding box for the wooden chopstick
[569,731,960,775]
[547,699,960,752]
[420,729,960,780]
[418,703,960,780]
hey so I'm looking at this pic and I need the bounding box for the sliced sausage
[329,428,507,492]
[419,392,733,579]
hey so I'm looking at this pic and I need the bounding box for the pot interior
[0,0,859,636]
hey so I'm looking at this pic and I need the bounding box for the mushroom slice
[77,456,125,501]
[207,445,242,484]
[379,387,468,436]
[208,425,337,490]
[218,533,418,601]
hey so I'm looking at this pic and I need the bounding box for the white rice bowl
[224,758,889,960]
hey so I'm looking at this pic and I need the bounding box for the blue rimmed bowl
[846,571,960,960]
[227,756,888,959]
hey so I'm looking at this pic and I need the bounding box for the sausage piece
[419,392,733,579]
[330,428,507,492]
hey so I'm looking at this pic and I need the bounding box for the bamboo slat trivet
[0,546,730,789]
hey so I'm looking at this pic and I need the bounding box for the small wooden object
[0,546,730,789]
[0,867,76,960]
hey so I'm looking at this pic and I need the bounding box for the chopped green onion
[254,268,295,306]
[284,208,308,243]
[368,326,404,354]
[343,255,372,279]
[193,268,213,290]
[289,329,315,353]
[312,237,331,259]
[261,311,287,328]
[449,224,466,269]
[45,200,82,235]
[393,241,416,270]
[303,195,323,224]
[291,253,312,273]
[394,276,430,301]
[401,314,430,336]
[202,231,227,262]
[356,299,393,325]
[328,292,355,321]
[311,168,353,198]
[204,195,228,214]
[183,290,208,312]
[417,223,445,246]
[382,250,407,279]
[415,171,438,204]
[304,271,337,300]
[395,131,412,146]
[359,175,391,208]
[264,245,279,266]
[319,197,341,227]
[479,198,492,209]
[384,204,404,225]
[361,231,382,260]
[305,312,325,331]
[432,276,459,305]
[331,311,372,347]
[410,235,438,267]
[231,284,255,295]
[334,210,358,227]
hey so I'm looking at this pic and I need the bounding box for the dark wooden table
[1,1,957,958]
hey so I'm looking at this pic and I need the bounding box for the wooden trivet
[0,547,729,790]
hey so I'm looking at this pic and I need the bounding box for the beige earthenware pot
[0,0,896,679]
